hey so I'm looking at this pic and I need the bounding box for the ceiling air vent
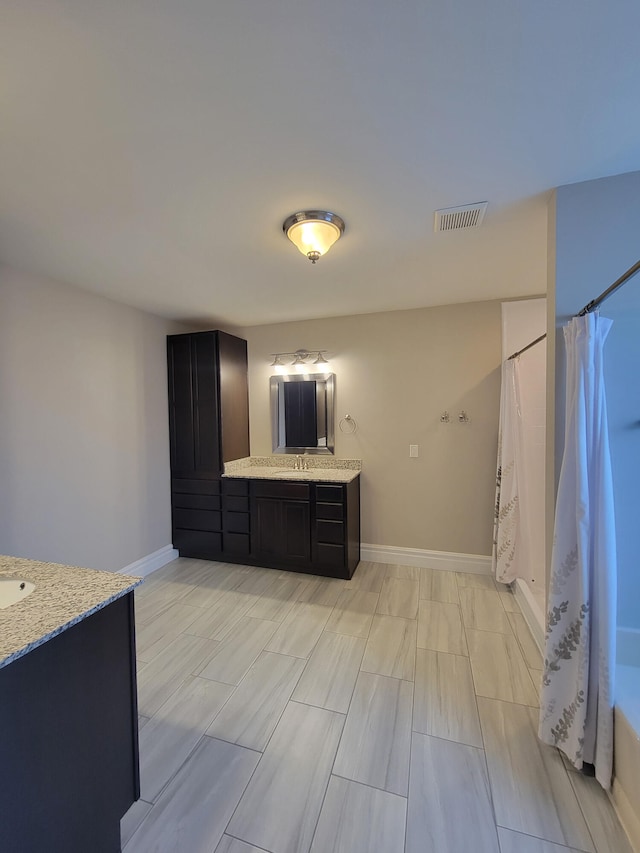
[434,202,488,232]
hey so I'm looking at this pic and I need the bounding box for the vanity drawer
[222,479,249,496]
[252,481,310,500]
[173,508,222,532]
[316,519,345,545]
[315,484,344,503]
[315,542,345,567]
[173,529,222,556]
[224,532,251,555]
[315,501,343,521]
[172,493,221,511]
[224,495,250,512]
[224,511,250,534]
[172,478,220,495]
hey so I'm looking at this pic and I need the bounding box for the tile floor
[122,559,632,853]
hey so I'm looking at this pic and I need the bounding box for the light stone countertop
[0,555,141,669]
[223,465,360,484]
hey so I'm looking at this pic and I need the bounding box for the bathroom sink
[0,577,36,609]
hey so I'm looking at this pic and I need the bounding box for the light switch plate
[409,445,419,457]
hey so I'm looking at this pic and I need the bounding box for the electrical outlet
[409,445,419,457]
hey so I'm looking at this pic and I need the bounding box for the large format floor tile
[406,733,500,853]
[343,561,388,592]
[419,568,459,603]
[417,599,468,655]
[361,614,417,681]
[185,589,258,641]
[413,648,483,747]
[478,697,595,851]
[385,563,421,581]
[568,771,633,853]
[377,577,419,619]
[467,629,538,706]
[206,651,305,751]
[325,589,379,638]
[456,571,497,590]
[215,838,267,853]
[139,675,233,802]
[497,827,584,853]
[292,631,366,713]
[121,800,152,849]
[459,585,512,633]
[198,616,279,685]
[246,576,308,621]
[137,633,220,717]
[333,671,413,796]
[309,775,407,853]
[227,701,344,853]
[508,611,544,670]
[265,601,333,658]
[296,577,345,606]
[136,602,203,663]
[126,737,260,852]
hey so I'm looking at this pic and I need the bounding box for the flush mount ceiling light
[283,210,345,264]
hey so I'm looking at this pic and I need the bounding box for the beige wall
[243,301,502,555]
[0,266,182,572]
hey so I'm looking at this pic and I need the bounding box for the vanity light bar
[270,349,329,367]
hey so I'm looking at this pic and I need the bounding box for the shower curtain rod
[507,333,546,361]
[576,258,640,316]
[506,257,640,361]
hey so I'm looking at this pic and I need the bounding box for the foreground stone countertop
[0,555,141,669]
[223,456,361,484]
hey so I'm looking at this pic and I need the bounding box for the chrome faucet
[294,455,302,470]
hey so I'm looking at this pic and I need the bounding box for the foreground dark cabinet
[0,594,139,853]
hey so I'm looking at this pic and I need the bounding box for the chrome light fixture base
[283,210,345,263]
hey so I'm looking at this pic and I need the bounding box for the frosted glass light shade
[283,211,345,263]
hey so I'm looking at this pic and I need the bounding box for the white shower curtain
[539,314,616,789]
[492,357,523,584]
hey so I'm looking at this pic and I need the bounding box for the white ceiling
[2,1,640,326]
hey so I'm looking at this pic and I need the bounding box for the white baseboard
[514,577,545,653]
[118,545,178,578]
[360,543,492,574]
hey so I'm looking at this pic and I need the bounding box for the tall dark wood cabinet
[167,330,249,559]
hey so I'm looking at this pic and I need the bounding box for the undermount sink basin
[0,577,36,609]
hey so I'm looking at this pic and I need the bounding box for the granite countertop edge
[0,555,142,670]
[222,465,360,483]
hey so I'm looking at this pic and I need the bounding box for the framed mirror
[270,373,335,454]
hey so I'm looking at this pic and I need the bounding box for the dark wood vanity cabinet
[167,330,360,577]
[250,477,360,578]
[167,330,249,560]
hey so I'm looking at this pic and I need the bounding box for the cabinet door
[217,331,250,464]
[191,333,221,476]
[167,335,196,476]
[282,499,311,563]
[253,497,311,566]
[253,497,282,560]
